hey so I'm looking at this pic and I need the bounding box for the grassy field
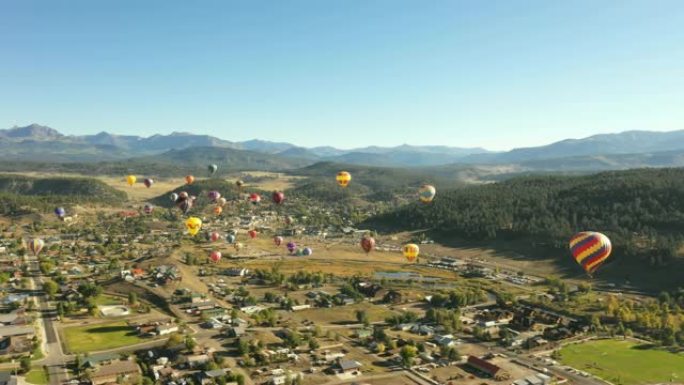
[559,339,684,385]
[25,369,49,385]
[94,294,126,306]
[62,321,147,354]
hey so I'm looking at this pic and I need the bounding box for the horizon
[2,1,683,151]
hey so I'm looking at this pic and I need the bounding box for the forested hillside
[366,168,684,269]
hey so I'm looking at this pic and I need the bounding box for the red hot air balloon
[274,236,283,247]
[210,231,220,242]
[272,191,285,204]
[249,193,261,205]
[210,251,222,263]
[569,231,612,276]
[361,236,376,254]
[248,230,258,239]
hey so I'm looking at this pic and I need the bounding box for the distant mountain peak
[1,124,64,139]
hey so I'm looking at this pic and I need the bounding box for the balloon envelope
[208,164,218,175]
[249,193,261,205]
[213,206,223,216]
[210,231,220,242]
[226,234,236,244]
[126,175,137,186]
[218,197,227,206]
[569,231,612,276]
[274,236,283,246]
[303,247,313,256]
[210,251,222,263]
[143,204,154,214]
[336,171,351,187]
[208,191,221,202]
[248,230,258,239]
[286,242,296,253]
[185,175,195,185]
[170,193,179,202]
[403,243,420,262]
[28,238,45,256]
[361,236,376,253]
[418,184,436,203]
[54,207,66,218]
[185,217,202,236]
[234,242,243,252]
[272,191,285,204]
[177,199,193,214]
[144,178,154,188]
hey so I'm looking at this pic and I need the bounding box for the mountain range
[3,124,684,175]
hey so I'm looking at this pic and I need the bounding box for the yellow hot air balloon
[403,243,420,263]
[336,171,351,187]
[418,184,436,203]
[126,175,137,186]
[184,217,202,236]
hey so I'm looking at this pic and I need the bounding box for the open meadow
[61,320,149,354]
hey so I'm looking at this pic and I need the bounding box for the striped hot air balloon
[569,231,612,276]
[336,171,351,187]
[403,243,420,263]
[28,238,45,256]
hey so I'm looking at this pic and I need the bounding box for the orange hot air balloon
[402,243,419,263]
[213,206,223,216]
[361,236,376,254]
[185,175,195,185]
[336,171,351,187]
[248,230,258,239]
[569,231,612,276]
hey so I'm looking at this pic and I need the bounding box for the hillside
[365,168,684,290]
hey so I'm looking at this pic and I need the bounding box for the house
[290,304,311,311]
[225,268,249,277]
[0,326,34,339]
[90,359,141,385]
[434,334,460,348]
[355,328,373,339]
[0,372,17,385]
[0,335,32,355]
[225,324,247,338]
[156,325,179,336]
[203,369,228,379]
[338,359,362,373]
[186,354,211,368]
[466,355,510,380]
[0,310,28,326]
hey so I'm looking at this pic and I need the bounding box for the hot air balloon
[226,234,236,244]
[248,230,258,239]
[234,242,243,252]
[418,184,436,203]
[287,241,297,254]
[208,191,221,202]
[284,216,294,225]
[54,207,66,219]
[208,164,218,175]
[185,175,195,185]
[126,175,137,186]
[274,236,283,247]
[144,178,154,188]
[179,191,189,200]
[210,250,222,263]
[218,197,227,206]
[213,206,223,216]
[336,171,351,187]
[361,236,376,254]
[28,238,45,256]
[569,231,612,276]
[236,180,244,189]
[249,193,261,205]
[170,193,179,202]
[185,217,202,236]
[272,191,285,205]
[302,247,313,256]
[210,231,220,242]
[143,204,154,214]
[403,244,420,263]
[177,199,193,214]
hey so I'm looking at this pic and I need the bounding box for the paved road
[25,255,70,385]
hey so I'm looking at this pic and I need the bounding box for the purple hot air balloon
[286,241,297,254]
[54,207,66,219]
[208,191,221,202]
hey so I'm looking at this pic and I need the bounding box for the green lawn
[94,294,125,306]
[560,339,684,385]
[62,321,146,353]
[25,369,49,385]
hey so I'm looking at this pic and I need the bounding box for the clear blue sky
[1,0,683,150]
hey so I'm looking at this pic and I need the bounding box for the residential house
[337,359,362,374]
[0,372,17,385]
[156,325,179,336]
[90,359,141,385]
[466,355,510,380]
